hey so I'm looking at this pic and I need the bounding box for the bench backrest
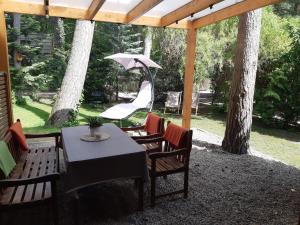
[0,131,21,180]
[0,72,9,140]
[0,72,21,180]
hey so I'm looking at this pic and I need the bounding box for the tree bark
[51,17,65,48]
[222,9,262,154]
[48,20,95,126]
[143,27,152,58]
[13,13,21,68]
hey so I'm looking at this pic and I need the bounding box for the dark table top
[61,124,147,192]
[62,123,145,163]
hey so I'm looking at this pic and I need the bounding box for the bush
[254,24,300,126]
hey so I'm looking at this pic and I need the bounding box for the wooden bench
[0,130,60,225]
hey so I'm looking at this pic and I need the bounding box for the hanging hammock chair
[99,53,161,121]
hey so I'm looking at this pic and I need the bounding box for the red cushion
[163,123,187,149]
[9,120,28,151]
[144,112,161,135]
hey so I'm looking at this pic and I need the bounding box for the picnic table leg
[137,177,144,211]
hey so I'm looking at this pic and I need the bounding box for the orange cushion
[9,120,28,151]
[163,123,187,149]
[144,112,161,135]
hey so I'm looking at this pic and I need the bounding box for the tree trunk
[222,9,262,154]
[143,27,152,58]
[13,13,21,68]
[51,17,65,48]
[48,20,95,126]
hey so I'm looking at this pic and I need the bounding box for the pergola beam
[127,0,163,23]
[161,0,223,27]
[86,0,106,21]
[1,1,189,29]
[182,27,197,129]
[0,11,10,75]
[192,0,282,29]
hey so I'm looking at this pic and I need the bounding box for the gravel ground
[5,129,300,225]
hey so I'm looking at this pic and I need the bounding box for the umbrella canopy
[105,53,162,70]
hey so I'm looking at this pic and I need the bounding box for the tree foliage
[5,5,300,127]
[255,24,300,126]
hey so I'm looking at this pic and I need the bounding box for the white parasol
[105,53,161,70]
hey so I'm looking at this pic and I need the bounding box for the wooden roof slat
[2,1,189,29]
[192,0,282,29]
[2,0,283,29]
[86,0,106,21]
[161,0,223,27]
[126,0,163,23]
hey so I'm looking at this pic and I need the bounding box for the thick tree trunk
[13,13,21,68]
[51,17,65,48]
[48,20,95,126]
[222,9,262,154]
[143,27,152,58]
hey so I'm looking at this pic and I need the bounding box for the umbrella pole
[135,59,154,112]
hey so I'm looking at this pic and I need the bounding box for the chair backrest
[144,112,164,135]
[165,91,182,107]
[132,81,152,108]
[191,92,200,108]
[163,122,193,165]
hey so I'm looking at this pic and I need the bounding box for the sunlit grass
[13,101,300,168]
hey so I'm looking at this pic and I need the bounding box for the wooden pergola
[0,0,281,130]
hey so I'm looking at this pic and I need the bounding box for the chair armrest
[0,173,60,188]
[132,133,162,140]
[121,126,145,132]
[135,137,164,145]
[25,132,61,139]
[25,132,61,148]
[148,148,186,160]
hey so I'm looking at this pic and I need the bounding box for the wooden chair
[0,121,60,225]
[136,122,193,207]
[122,112,165,153]
[164,91,182,114]
[191,92,200,116]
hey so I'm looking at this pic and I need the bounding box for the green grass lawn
[13,101,300,168]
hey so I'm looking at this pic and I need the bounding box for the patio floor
[3,130,300,225]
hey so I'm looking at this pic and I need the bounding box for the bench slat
[0,154,26,204]
[22,148,45,203]
[11,152,36,204]
[44,148,57,199]
[34,148,51,201]
[0,97,6,105]
[0,92,6,99]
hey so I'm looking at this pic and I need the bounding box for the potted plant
[87,116,103,137]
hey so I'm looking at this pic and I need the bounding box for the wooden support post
[0,10,13,125]
[182,27,197,129]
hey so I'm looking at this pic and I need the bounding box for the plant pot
[89,127,98,137]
